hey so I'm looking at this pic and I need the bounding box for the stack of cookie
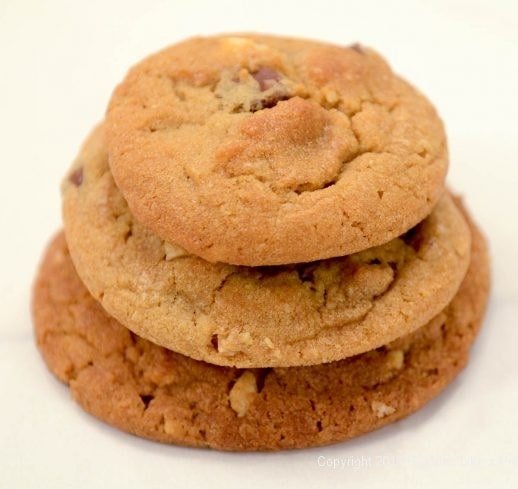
[33,34,490,451]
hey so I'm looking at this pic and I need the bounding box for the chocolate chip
[251,91,291,112]
[252,67,281,91]
[68,167,83,187]
[401,223,425,252]
[350,43,364,54]
[139,394,154,408]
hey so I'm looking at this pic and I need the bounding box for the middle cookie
[63,126,470,368]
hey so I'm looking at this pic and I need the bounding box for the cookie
[62,125,468,368]
[33,214,489,450]
[106,34,448,266]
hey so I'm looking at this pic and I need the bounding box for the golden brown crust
[32,212,489,450]
[106,34,447,266]
[62,125,469,367]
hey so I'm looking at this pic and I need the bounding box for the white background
[1,0,517,487]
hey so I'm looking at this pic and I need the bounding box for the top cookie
[106,34,447,266]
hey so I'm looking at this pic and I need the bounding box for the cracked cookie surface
[106,34,448,266]
[62,125,469,368]
[32,210,489,450]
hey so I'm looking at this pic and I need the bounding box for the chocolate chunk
[250,91,290,112]
[252,67,281,91]
[350,43,364,54]
[401,222,425,252]
[69,167,83,187]
[139,394,154,408]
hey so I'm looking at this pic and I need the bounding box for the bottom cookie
[33,211,489,451]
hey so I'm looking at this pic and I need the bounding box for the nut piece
[386,349,404,370]
[322,87,339,106]
[218,331,253,356]
[371,401,396,418]
[163,417,184,437]
[164,242,188,261]
[229,371,258,417]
